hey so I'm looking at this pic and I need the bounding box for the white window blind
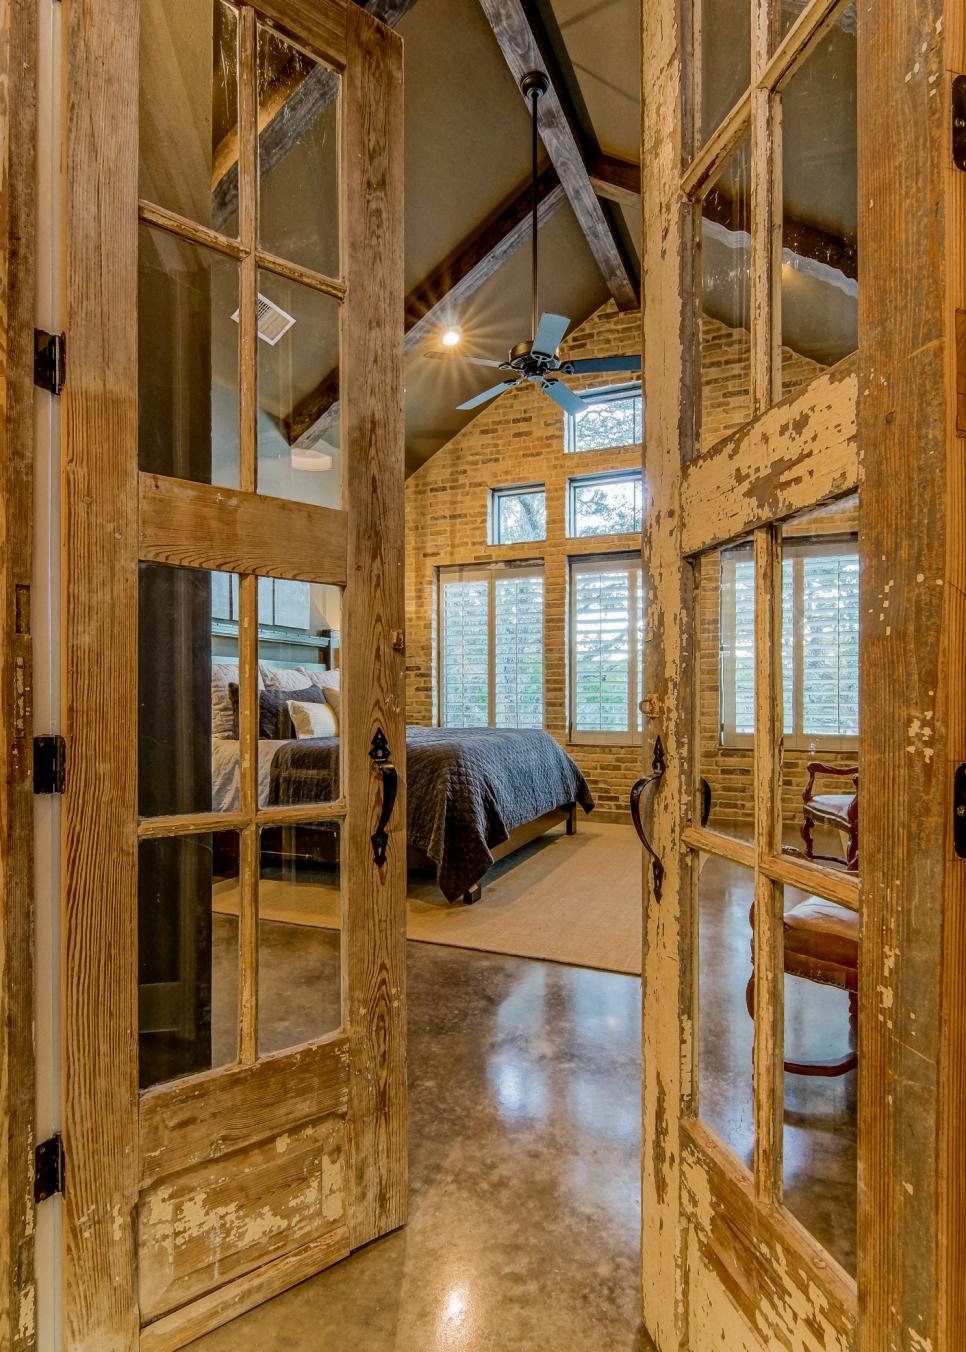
[439,565,544,729]
[569,555,643,744]
[720,538,859,747]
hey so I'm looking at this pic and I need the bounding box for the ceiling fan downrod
[521,70,549,346]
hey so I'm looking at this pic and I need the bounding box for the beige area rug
[212,821,642,976]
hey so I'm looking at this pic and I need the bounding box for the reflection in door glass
[782,885,858,1276]
[139,0,240,236]
[694,544,755,843]
[700,137,752,450]
[256,270,342,506]
[779,495,859,871]
[256,821,342,1056]
[139,833,239,1090]
[695,853,755,1168]
[698,0,751,146]
[138,223,240,488]
[780,4,858,398]
[257,24,340,280]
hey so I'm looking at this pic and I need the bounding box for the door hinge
[954,76,966,171]
[33,735,66,795]
[34,329,66,396]
[34,1133,65,1203]
[954,764,966,857]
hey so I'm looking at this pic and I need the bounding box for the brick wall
[404,300,835,825]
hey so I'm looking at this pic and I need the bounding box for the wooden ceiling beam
[476,0,639,312]
[286,166,568,447]
[589,153,642,209]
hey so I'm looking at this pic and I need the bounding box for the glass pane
[779,495,859,871]
[139,832,239,1090]
[782,883,858,1275]
[694,544,755,841]
[139,223,240,487]
[700,137,752,450]
[699,0,751,146]
[257,820,342,1055]
[257,270,341,506]
[257,579,342,807]
[257,24,340,279]
[569,474,643,537]
[568,390,643,452]
[780,4,858,397]
[494,489,546,545]
[494,573,544,729]
[140,564,246,817]
[695,852,755,1167]
[140,0,240,235]
[441,575,489,728]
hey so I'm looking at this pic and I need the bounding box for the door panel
[63,0,405,1345]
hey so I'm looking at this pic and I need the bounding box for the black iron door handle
[630,737,666,902]
[369,727,397,868]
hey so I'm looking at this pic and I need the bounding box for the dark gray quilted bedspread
[269,726,594,901]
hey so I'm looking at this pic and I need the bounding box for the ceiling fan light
[291,448,334,472]
[441,327,461,348]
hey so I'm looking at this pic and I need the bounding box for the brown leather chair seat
[783,895,859,993]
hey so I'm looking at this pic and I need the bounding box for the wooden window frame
[488,482,547,546]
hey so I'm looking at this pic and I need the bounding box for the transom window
[438,564,544,729]
[565,384,643,453]
[489,484,546,545]
[569,555,643,745]
[720,535,859,748]
[567,470,643,538]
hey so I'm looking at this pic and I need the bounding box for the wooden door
[640,0,966,1348]
[61,1,405,1345]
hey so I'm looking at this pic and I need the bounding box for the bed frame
[215,802,578,904]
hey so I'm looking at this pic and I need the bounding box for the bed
[211,662,595,903]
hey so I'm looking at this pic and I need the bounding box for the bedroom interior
[3,0,965,1348]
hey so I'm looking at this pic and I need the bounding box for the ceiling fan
[426,70,641,416]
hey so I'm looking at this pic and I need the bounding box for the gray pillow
[228,682,324,739]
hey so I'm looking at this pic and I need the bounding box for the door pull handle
[630,737,667,902]
[369,728,397,868]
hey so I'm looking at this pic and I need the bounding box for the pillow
[212,661,241,738]
[259,662,312,691]
[288,699,339,740]
[321,685,341,720]
[301,668,341,719]
[228,682,324,739]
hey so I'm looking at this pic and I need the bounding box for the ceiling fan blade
[564,354,642,375]
[541,379,586,417]
[457,380,517,411]
[531,312,571,358]
[424,350,505,369]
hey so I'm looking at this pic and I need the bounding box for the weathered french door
[641,0,965,1348]
[61,0,405,1345]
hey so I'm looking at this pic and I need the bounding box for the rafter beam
[589,153,641,209]
[286,166,568,447]
[476,0,638,312]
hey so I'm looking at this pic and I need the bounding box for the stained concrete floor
[192,936,652,1351]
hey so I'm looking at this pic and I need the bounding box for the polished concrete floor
[192,936,650,1351]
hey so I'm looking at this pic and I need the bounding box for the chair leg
[462,885,482,906]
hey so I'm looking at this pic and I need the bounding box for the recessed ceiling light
[291,448,333,472]
[441,327,461,348]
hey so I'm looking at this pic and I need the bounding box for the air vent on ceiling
[231,293,296,346]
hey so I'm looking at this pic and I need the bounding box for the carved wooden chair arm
[803,761,860,804]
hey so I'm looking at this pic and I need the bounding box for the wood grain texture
[588,153,641,207]
[138,474,349,584]
[759,851,860,912]
[250,0,348,69]
[139,1037,350,1188]
[138,1227,349,1352]
[138,1117,346,1320]
[478,0,638,310]
[0,0,37,1344]
[341,2,408,1249]
[62,0,141,1342]
[858,2,965,1349]
[680,357,858,556]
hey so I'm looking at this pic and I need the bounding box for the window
[568,471,643,538]
[439,564,544,728]
[489,484,546,545]
[565,384,643,453]
[720,537,859,747]
[569,555,643,744]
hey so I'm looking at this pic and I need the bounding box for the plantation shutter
[494,574,544,728]
[441,578,489,727]
[570,556,642,740]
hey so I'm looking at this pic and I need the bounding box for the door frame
[0,0,39,1345]
[640,0,966,1347]
[61,0,406,1344]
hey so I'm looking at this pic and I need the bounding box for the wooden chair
[746,896,859,1077]
[799,761,858,872]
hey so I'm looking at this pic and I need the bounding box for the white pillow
[288,699,339,739]
[211,660,264,738]
[260,662,312,691]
